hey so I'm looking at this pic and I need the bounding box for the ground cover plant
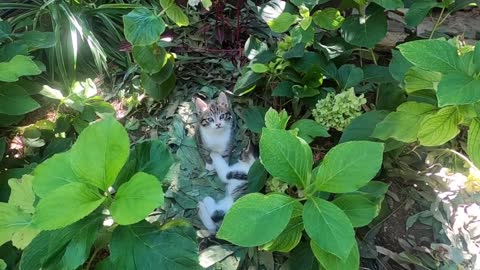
[0,0,480,269]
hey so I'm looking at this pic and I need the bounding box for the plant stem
[369,48,377,65]
[86,248,100,270]
[429,7,445,39]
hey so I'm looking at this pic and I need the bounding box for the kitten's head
[195,92,233,130]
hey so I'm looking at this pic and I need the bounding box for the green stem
[429,7,445,39]
[85,248,100,270]
[369,48,377,65]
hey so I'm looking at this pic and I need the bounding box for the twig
[429,7,445,39]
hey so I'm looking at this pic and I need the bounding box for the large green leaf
[404,67,442,93]
[340,4,387,48]
[340,110,389,143]
[108,221,199,270]
[315,141,383,193]
[312,8,344,30]
[371,0,403,9]
[389,49,414,82]
[260,128,312,187]
[418,106,461,146]
[372,102,436,142]
[311,240,359,270]
[468,118,480,168]
[132,44,167,74]
[116,140,174,187]
[337,64,364,90]
[217,193,295,247]
[333,194,379,227]
[303,197,355,261]
[142,72,176,101]
[265,108,290,129]
[267,12,298,33]
[70,117,130,191]
[437,72,480,106]
[8,175,35,214]
[33,152,79,198]
[262,201,303,252]
[405,0,440,27]
[398,40,460,74]
[474,42,480,73]
[0,55,41,82]
[290,119,329,143]
[0,84,40,115]
[0,203,31,247]
[159,0,189,27]
[32,182,105,230]
[20,215,102,270]
[123,7,165,46]
[18,31,56,49]
[110,172,164,225]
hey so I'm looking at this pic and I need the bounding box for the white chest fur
[200,126,232,155]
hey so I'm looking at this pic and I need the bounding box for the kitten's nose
[216,123,221,128]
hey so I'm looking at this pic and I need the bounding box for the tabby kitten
[197,142,256,233]
[194,92,234,171]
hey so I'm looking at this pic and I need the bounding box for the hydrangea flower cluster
[312,88,366,131]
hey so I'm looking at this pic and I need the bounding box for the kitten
[197,142,256,233]
[194,92,235,171]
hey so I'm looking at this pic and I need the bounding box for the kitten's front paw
[205,162,215,171]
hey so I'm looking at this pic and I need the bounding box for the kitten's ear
[217,92,229,109]
[195,98,209,113]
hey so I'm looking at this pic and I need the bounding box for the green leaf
[244,106,268,133]
[311,240,359,270]
[398,40,460,74]
[247,160,269,193]
[132,44,168,74]
[244,36,269,60]
[315,141,383,193]
[20,214,102,270]
[418,106,461,146]
[8,175,35,214]
[217,193,295,246]
[262,216,303,252]
[233,70,262,96]
[109,221,199,270]
[0,83,40,115]
[32,182,105,230]
[371,0,403,9]
[312,8,344,30]
[18,31,56,49]
[159,0,189,27]
[333,194,379,227]
[290,119,329,143]
[337,64,364,90]
[372,102,436,142]
[33,152,79,198]
[142,71,176,101]
[0,203,31,247]
[405,0,440,27]
[251,63,269,73]
[110,172,164,225]
[340,110,389,143]
[272,80,294,97]
[116,140,174,187]
[265,108,290,129]
[0,55,42,82]
[468,118,480,168]
[70,117,130,191]
[260,128,312,187]
[340,4,387,48]
[267,12,298,33]
[123,7,165,46]
[303,197,355,261]
[389,49,414,82]
[0,137,4,162]
[404,67,442,93]
[437,72,480,106]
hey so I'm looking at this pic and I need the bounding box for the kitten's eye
[208,117,214,122]
[219,114,225,120]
